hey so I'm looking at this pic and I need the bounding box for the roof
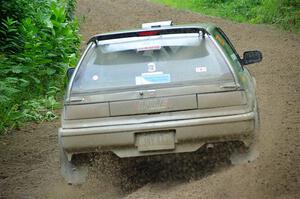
[87,23,217,44]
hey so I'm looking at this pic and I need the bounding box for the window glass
[71,35,234,93]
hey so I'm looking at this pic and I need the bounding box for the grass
[152,0,300,34]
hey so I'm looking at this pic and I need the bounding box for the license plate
[135,131,175,152]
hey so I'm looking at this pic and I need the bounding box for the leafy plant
[0,0,80,134]
[0,17,20,53]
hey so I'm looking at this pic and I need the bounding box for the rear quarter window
[213,28,243,71]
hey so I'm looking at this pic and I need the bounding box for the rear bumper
[59,112,256,158]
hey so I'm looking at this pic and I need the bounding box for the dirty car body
[59,21,262,184]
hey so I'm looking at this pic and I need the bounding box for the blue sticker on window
[136,72,171,85]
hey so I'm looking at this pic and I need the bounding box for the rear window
[71,34,234,93]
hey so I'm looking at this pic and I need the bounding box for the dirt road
[1,0,300,198]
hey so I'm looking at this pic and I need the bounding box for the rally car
[59,21,262,184]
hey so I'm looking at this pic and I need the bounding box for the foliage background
[0,0,298,134]
[152,0,300,33]
[0,0,80,133]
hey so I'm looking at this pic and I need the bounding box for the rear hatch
[65,32,247,120]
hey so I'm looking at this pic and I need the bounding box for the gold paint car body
[58,22,262,184]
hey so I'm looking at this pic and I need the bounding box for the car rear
[59,24,256,160]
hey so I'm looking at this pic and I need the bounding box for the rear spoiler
[88,27,210,44]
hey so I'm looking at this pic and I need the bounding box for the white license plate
[136,131,175,152]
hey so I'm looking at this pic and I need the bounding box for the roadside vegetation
[152,0,300,34]
[0,0,80,134]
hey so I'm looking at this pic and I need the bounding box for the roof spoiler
[88,27,210,44]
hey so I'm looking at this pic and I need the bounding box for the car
[59,21,262,184]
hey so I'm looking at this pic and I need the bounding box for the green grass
[152,0,300,34]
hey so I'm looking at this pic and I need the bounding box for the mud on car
[59,21,262,184]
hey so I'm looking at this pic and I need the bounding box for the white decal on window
[148,63,156,72]
[92,75,99,80]
[231,53,237,61]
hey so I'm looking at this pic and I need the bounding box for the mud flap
[59,144,88,185]
[230,144,259,165]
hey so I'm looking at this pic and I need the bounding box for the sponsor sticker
[137,45,161,52]
[136,72,171,85]
[231,53,237,61]
[215,34,225,46]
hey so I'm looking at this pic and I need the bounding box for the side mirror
[67,68,75,80]
[242,50,262,65]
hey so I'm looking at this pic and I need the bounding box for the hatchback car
[59,21,262,184]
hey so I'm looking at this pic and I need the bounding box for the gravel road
[1,0,300,198]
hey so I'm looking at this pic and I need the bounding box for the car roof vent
[142,20,173,29]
